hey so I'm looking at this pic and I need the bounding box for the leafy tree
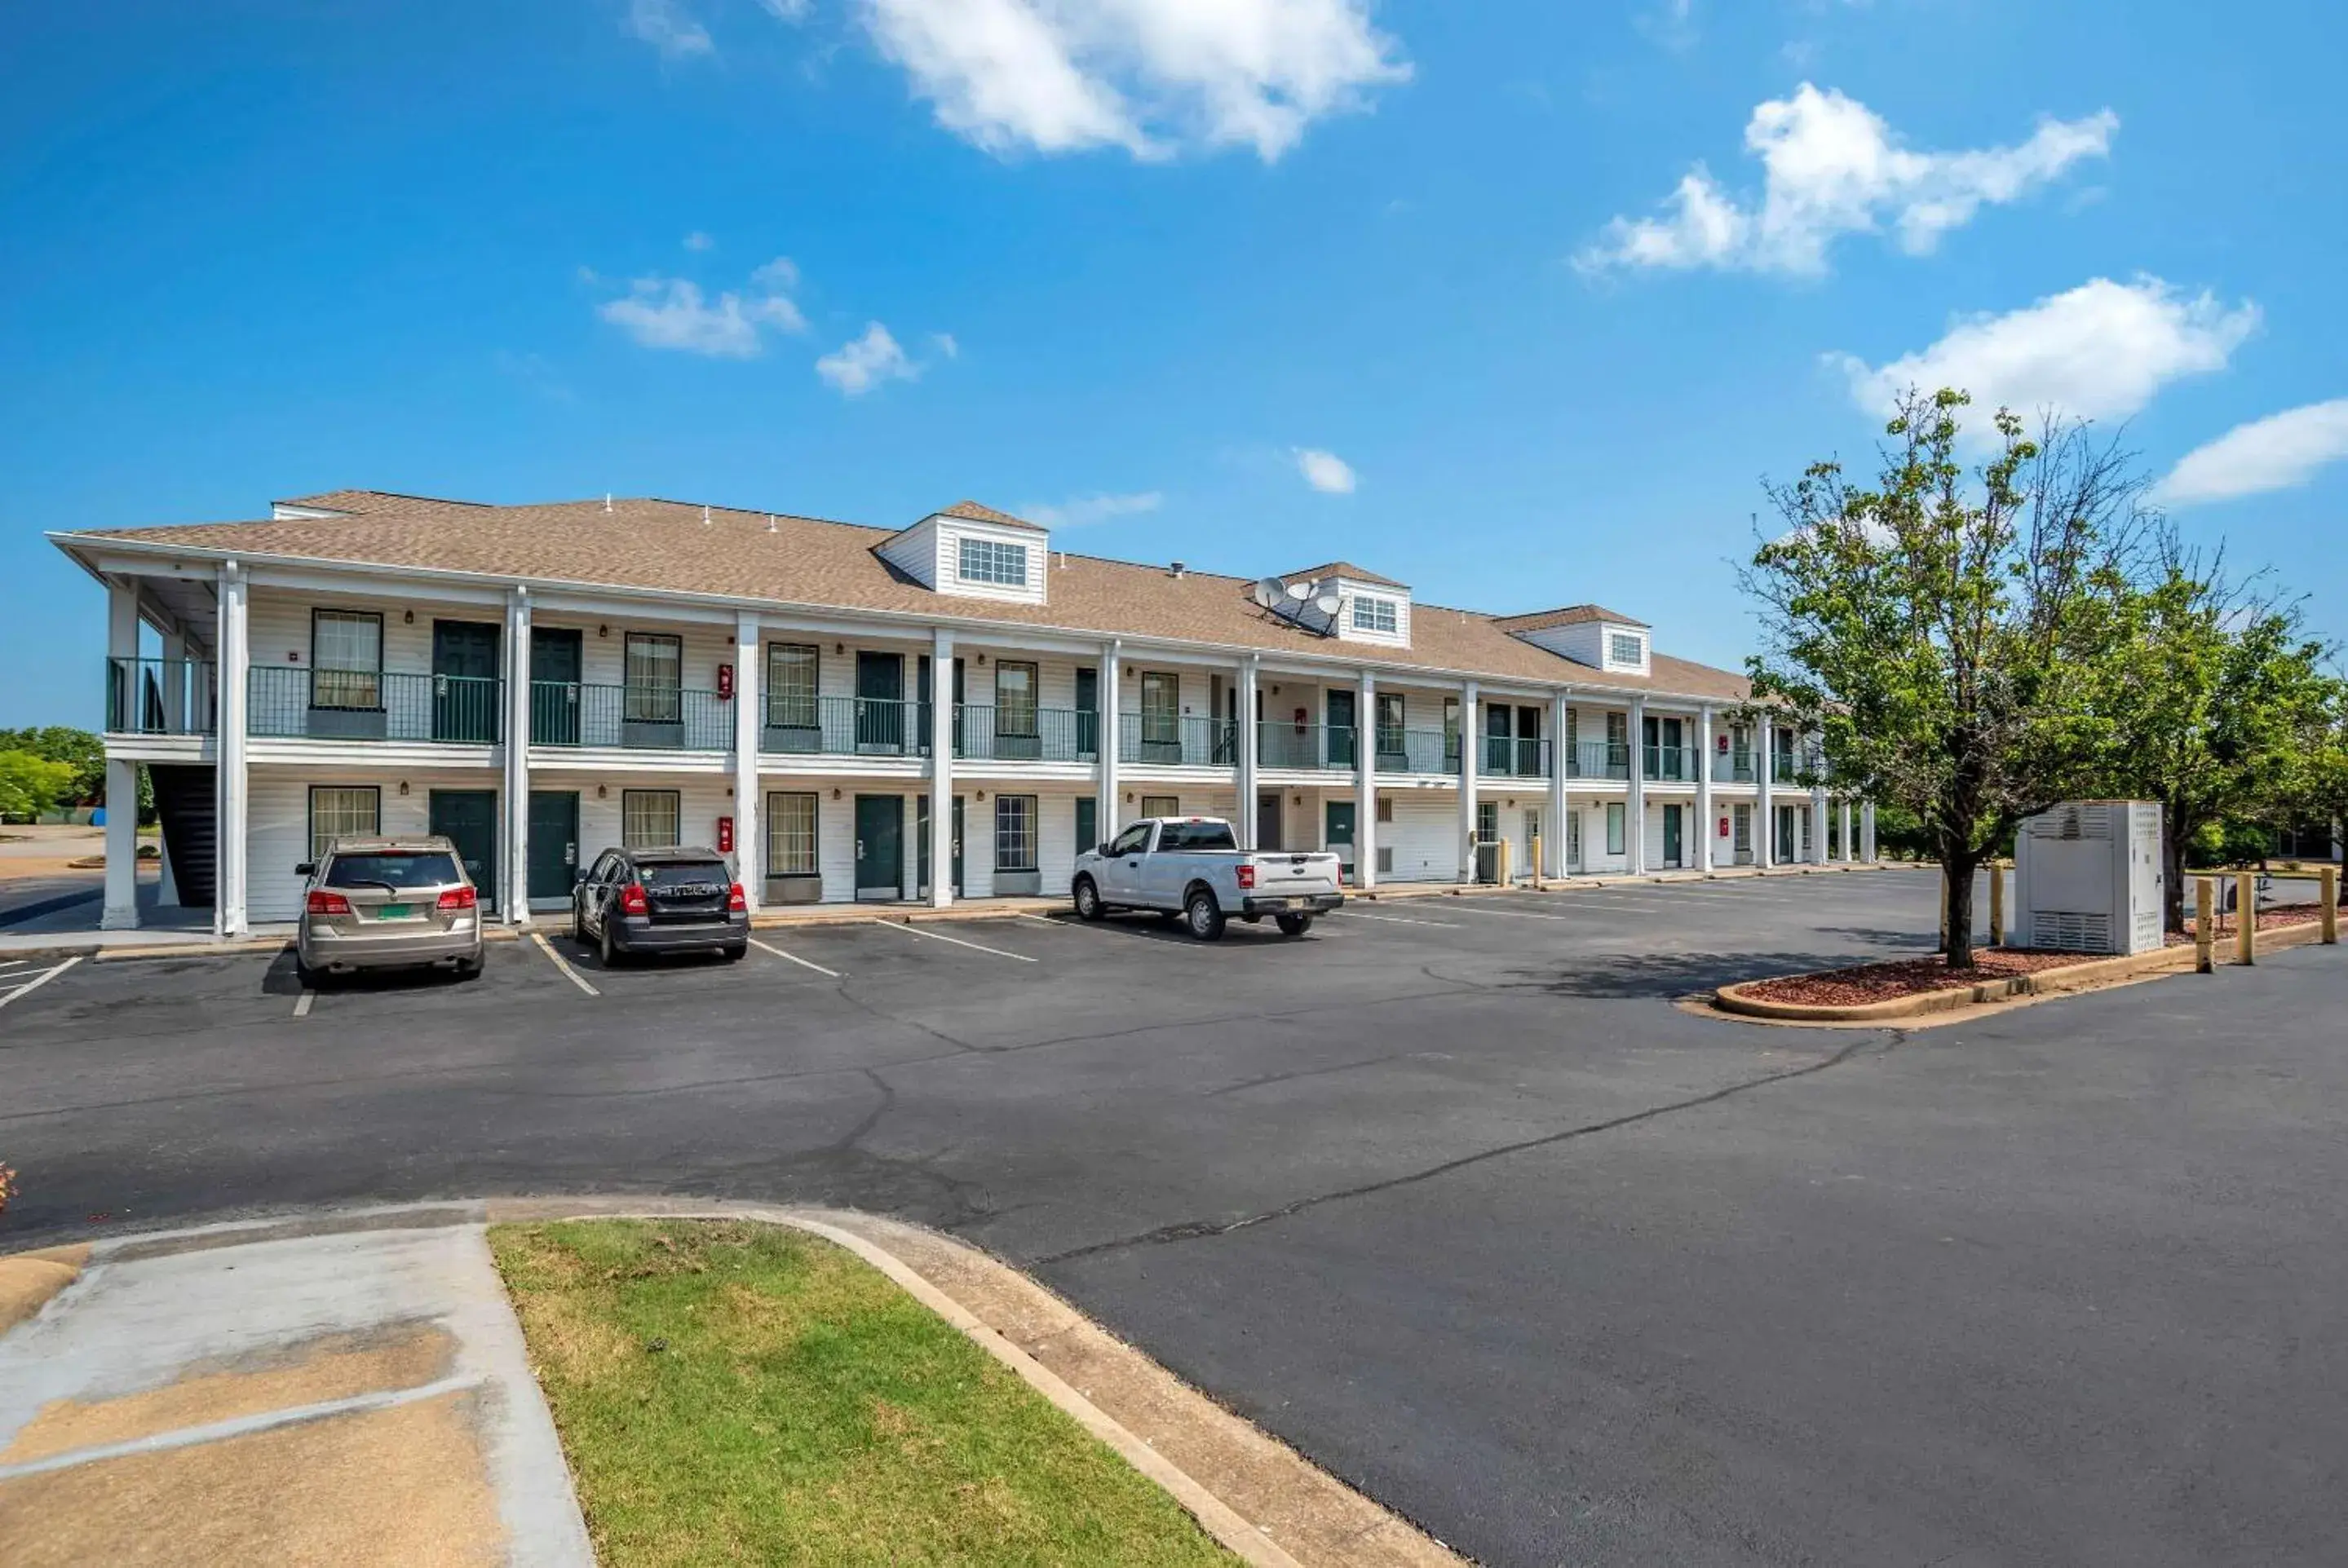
[0,726,104,802]
[2091,559,2340,930]
[1743,388,2147,967]
[0,751,79,822]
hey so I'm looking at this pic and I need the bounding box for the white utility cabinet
[2014,800,2164,954]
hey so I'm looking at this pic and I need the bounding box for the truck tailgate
[1253,853,1342,897]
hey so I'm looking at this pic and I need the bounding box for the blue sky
[5,0,2345,727]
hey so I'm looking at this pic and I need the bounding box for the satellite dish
[1253,576,1285,610]
[1314,594,1342,616]
[1284,581,1311,601]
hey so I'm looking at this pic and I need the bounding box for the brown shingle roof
[937,500,1046,532]
[1282,561,1408,590]
[1490,603,1649,632]
[62,492,1748,700]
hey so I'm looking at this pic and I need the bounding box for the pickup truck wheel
[1276,913,1314,937]
[1072,876,1105,921]
[1184,887,1227,942]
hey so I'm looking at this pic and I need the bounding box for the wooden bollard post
[2195,877,2215,974]
[2323,865,2340,945]
[1988,859,2005,948]
[2236,871,2257,965]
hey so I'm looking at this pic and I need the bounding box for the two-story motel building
[55,490,1873,935]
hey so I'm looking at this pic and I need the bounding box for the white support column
[1756,711,1775,870]
[216,561,250,938]
[100,580,142,930]
[503,589,533,925]
[1809,738,1828,865]
[1627,696,1647,876]
[1696,704,1717,877]
[1840,797,1854,865]
[1355,669,1376,890]
[1458,680,1480,881]
[1546,689,1570,878]
[1099,641,1123,838]
[1237,656,1260,851]
[733,611,762,912]
[929,628,955,908]
[1862,801,1877,862]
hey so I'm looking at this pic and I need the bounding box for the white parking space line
[747,937,842,978]
[530,931,601,996]
[1343,910,1463,928]
[0,955,82,1014]
[873,920,1037,963]
[1441,903,1601,925]
[293,989,316,1018]
[0,960,37,974]
[1015,913,1205,949]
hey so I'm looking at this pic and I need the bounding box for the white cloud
[683,230,714,251]
[596,268,807,357]
[1293,448,1356,493]
[1579,84,2116,276]
[750,255,799,291]
[759,0,811,18]
[856,0,1409,161]
[1021,490,1164,527]
[1828,276,2259,433]
[816,322,922,395]
[931,331,960,359]
[2155,399,2348,507]
[626,0,715,59]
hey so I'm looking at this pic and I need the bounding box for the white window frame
[957,537,1028,587]
[765,791,817,877]
[307,785,381,861]
[994,794,1038,872]
[1139,794,1180,819]
[621,788,681,851]
[765,643,819,729]
[624,633,683,723]
[1606,802,1626,855]
[1607,630,1646,667]
[311,610,383,711]
[1351,596,1398,634]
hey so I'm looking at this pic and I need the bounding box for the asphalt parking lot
[5,868,2346,1565]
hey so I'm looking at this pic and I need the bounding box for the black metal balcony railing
[1120,714,1238,767]
[519,680,731,749]
[250,667,502,744]
[1568,740,1633,780]
[1257,722,1358,772]
[1643,744,1693,782]
[1713,749,1758,784]
[1483,735,1550,778]
[1374,727,1458,774]
[105,657,217,735]
[1771,750,1827,784]
[755,695,929,757]
[954,705,1094,763]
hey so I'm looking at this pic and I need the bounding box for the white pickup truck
[1071,817,1346,940]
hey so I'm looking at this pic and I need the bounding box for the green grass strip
[489,1219,1238,1567]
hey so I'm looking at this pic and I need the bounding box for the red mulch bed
[2184,903,2330,935]
[1740,948,2110,1008]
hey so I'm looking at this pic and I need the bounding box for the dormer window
[1351,596,1399,635]
[1607,630,1646,667]
[958,537,1028,587]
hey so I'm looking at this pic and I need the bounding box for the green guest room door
[428,789,497,909]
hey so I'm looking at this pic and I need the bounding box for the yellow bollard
[1988,859,2005,948]
[2236,871,2257,965]
[2323,865,2340,945]
[1532,833,1543,891]
[2195,877,2215,974]
[1499,838,1514,888]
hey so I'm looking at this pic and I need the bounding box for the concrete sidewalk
[0,1209,591,1567]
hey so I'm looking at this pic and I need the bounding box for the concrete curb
[0,1244,89,1336]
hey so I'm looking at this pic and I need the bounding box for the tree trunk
[2162,828,2188,934]
[1944,856,1977,968]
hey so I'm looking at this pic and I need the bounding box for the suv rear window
[325,851,462,889]
[1157,821,1236,852]
[640,862,729,890]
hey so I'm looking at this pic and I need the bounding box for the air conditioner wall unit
[2013,800,2164,955]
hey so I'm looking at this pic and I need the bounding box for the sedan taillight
[306,890,352,915]
[727,881,747,912]
[437,886,477,911]
[1236,864,1257,890]
[619,882,649,916]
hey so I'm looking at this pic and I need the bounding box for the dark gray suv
[571,846,749,965]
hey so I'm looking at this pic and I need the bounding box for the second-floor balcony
[1258,722,1358,772]
[1643,744,1695,783]
[1483,735,1550,779]
[1566,740,1633,780]
[106,657,217,736]
[1121,714,1238,768]
[1375,727,1458,775]
[251,667,504,744]
[1713,749,1758,784]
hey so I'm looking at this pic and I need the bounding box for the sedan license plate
[378,903,412,920]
